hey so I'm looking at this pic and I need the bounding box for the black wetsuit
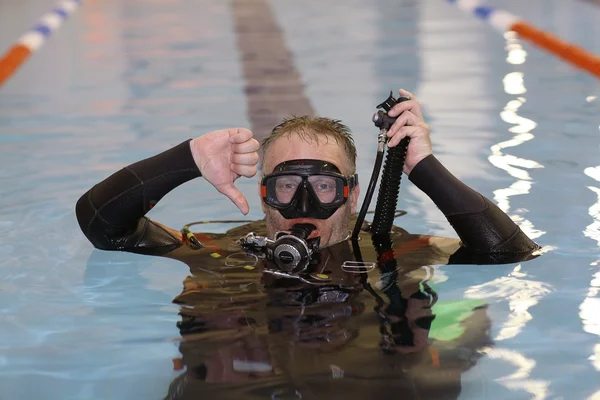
[75,139,540,400]
[75,139,539,259]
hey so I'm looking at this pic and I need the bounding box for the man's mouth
[288,219,321,239]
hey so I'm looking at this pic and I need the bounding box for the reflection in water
[589,388,600,400]
[464,31,552,399]
[580,292,600,337]
[464,265,552,342]
[489,33,544,241]
[150,219,537,400]
[502,72,526,95]
[581,167,600,377]
[481,32,550,344]
[485,348,550,400]
[593,343,600,372]
[504,32,527,65]
[490,100,544,241]
[584,167,600,246]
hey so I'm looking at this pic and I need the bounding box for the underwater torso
[160,219,501,400]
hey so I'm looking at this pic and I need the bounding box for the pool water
[1,0,599,399]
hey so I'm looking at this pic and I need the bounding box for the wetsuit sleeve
[75,139,201,255]
[408,155,539,254]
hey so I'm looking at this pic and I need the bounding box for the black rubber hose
[370,232,412,352]
[352,149,384,239]
[353,236,398,354]
[370,137,410,236]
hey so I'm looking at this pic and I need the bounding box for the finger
[217,183,250,215]
[231,152,259,166]
[398,88,414,99]
[388,126,418,148]
[391,110,419,128]
[228,128,254,144]
[388,90,424,119]
[388,99,423,120]
[233,138,260,154]
[231,163,258,178]
[387,111,420,137]
[387,127,408,148]
[401,88,423,119]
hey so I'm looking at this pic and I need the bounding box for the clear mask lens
[269,175,343,206]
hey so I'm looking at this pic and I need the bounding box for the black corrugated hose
[370,137,410,235]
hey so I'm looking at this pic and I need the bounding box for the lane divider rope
[446,0,600,78]
[0,0,83,88]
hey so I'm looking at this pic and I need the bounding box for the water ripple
[490,32,545,241]
[465,264,553,341]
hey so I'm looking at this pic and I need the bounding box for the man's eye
[311,178,336,191]
[316,183,333,191]
[277,182,297,190]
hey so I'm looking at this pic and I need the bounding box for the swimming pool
[1,0,599,398]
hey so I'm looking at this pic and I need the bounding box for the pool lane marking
[231,0,315,145]
[446,0,600,78]
[0,0,83,88]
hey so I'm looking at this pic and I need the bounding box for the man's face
[260,133,360,247]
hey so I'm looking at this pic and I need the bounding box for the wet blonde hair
[261,116,358,174]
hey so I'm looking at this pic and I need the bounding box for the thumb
[228,128,253,144]
[216,183,250,215]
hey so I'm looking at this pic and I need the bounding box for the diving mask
[261,159,358,219]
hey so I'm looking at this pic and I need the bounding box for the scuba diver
[75,89,541,399]
[75,88,539,259]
